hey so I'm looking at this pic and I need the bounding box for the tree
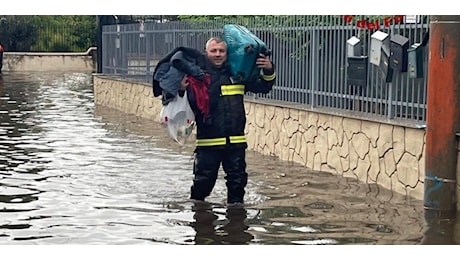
[0,15,97,52]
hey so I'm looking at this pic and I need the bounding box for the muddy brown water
[0,71,458,245]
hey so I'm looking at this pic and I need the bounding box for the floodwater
[0,71,459,246]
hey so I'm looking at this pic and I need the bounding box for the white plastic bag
[159,91,195,145]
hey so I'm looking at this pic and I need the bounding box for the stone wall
[245,101,426,200]
[93,75,435,202]
[2,50,96,72]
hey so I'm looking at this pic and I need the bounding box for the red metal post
[424,15,460,217]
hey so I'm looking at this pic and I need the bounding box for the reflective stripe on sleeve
[262,72,276,81]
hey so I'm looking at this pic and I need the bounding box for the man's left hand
[256,54,273,70]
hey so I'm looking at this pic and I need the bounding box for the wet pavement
[0,71,459,245]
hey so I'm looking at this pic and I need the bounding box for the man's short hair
[205,37,227,50]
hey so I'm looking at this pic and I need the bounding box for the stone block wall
[244,101,426,200]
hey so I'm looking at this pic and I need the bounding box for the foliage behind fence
[0,16,97,52]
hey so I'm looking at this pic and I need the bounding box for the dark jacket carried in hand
[152,47,206,105]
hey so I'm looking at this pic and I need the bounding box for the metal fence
[101,15,430,125]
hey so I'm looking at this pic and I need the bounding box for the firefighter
[181,37,276,205]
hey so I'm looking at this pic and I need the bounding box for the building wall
[93,75,438,202]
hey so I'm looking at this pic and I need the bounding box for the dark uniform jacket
[154,46,276,150]
[188,58,276,150]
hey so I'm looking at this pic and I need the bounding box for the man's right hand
[180,75,189,90]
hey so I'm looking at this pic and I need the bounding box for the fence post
[97,15,118,74]
[310,29,320,108]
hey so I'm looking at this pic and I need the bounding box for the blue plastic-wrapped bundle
[223,24,271,83]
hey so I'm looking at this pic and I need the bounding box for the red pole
[424,15,460,217]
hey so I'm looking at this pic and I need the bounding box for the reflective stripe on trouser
[190,148,247,203]
[196,135,246,147]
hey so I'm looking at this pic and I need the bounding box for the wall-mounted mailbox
[408,43,424,78]
[390,34,409,72]
[347,56,368,86]
[370,31,389,66]
[379,46,393,83]
[347,36,361,57]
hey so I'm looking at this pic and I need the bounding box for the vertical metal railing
[101,15,430,125]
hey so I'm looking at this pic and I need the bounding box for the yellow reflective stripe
[196,138,226,146]
[229,135,246,143]
[221,84,245,96]
[262,72,276,81]
[196,135,246,146]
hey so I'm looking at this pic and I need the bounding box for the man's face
[205,40,227,68]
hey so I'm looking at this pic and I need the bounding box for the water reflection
[191,202,253,245]
[420,213,460,245]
